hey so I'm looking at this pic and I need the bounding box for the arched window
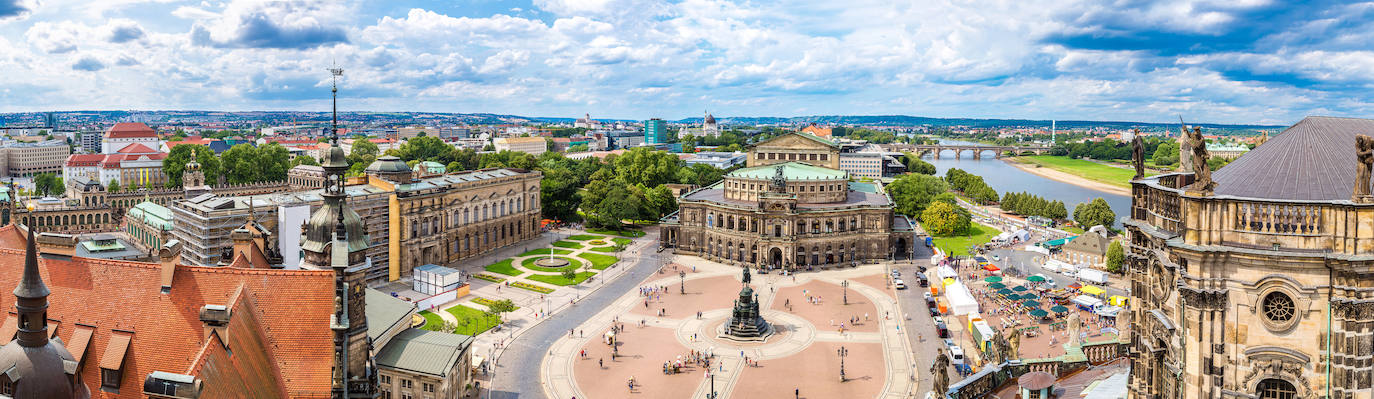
[1258,379,1295,399]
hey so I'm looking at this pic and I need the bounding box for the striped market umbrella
[1051,305,1070,314]
[1013,285,1029,292]
[989,282,1007,289]
[984,276,1003,283]
[1029,309,1049,318]
[1026,275,1047,282]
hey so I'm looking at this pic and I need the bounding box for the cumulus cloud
[106,19,146,43]
[0,0,34,20]
[190,0,349,49]
[72,56,105,71]
[24,22,83,54]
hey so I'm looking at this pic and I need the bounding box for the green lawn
[483,259,522,276]
[418,310,445,331]
[1011,155,1153,189]
[445,305,503,336]
[567,234,606,241]
[578,253,619,270]
[1061,225,1086,234]
[589,246,620,253]
[472,297,520,310]
[526,271,597,286]
[521,256,582,272]
[611,237,633,246]
[551,240,583,249]
[510,281,555,294]
[924,222,999,257]
[519,248,573,257]
[587,228,645,237]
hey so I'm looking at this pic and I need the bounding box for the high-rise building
[645,118,668,145]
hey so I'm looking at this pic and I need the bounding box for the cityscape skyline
[2,0,1372,124]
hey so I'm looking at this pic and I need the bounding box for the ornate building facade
[661,132,913,269]
[1127,116,1374,399]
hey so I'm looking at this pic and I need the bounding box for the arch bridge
[911,144,1053,159]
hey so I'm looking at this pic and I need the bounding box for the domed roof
[705,113,716,124]
[0,340,85,398]
[1212,116,1374,201]
[321,143,348,170]
[300,199,369,256]
[365,155,411,173]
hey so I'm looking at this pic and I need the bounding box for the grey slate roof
[374,328,473,378]
[366,288,416,341]
[1212,116,1374,201]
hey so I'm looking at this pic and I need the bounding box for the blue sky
[1,0,1373,124]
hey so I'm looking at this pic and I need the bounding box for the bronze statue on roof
[1356,134,1373,201]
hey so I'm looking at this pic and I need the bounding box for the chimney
[230,228,252,263]
[158,240,182,294]
[198,304,230,347]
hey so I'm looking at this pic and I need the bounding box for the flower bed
[472,297,520,310]
[510,281,555,294]
[587,240,607,246]
[473,274,506,283]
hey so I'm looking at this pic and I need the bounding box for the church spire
[14,226,50,347]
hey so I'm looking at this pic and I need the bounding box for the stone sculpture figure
[1188,127,1215,191]
[992,331,1012,364]
[931,349,951,397]
[1008,329,1021,360]
[1356,134,1374,201]
[1178,122,1194,172]
[1067,310,1081,348]
[1131,131,1145,179]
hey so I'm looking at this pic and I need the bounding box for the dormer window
[100,332,132,391]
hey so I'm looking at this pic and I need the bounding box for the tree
[887,174,949,218]
[587,184,642,228]
[347,139,380,175]
[902,154,937,175]
[106,179,121,193]
[569,144,589,152]
[540,167,582,222]
[1207,156,1234,171]
[560,267,577,282]
[33,173,63,196]
[676,163,724,187]
[1105,240,1124,273]
[643,184,678,219]
[613,147,682,187]
[162,144,220,187]
[257,143,292,182]
[393,136,451,163]
[1151,141,1179,167]
[1073,197,1116,229]
[921,200,971,237]
[292,155,319,167]
[219,144,258,184]
[479,151,537,170]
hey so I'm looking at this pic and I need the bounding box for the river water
[923,139,1131,228]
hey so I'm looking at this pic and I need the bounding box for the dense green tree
[1105,240,1124,273]
[1207,155,1234,171]
[1151,141,1179,167]
[479,151,538,170]
[106,179,121,193]
[643,185,678,219]
[162,144,221,187]
[587,184,642,228]
[292,155,319,167]
[257,143,292,182]
[676,163,725,187]
[33,173,63,196]
[887,174,949,218]
[347,139,380,175]
[1073,197,1116,228]
[569,144,589,152]
[540,167,582,222]
[393,136,452,163]
[613,147,682,187]
[902,154,937,175]
[922,200,971,236]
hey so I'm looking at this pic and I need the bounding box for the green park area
[925,222,999,257]
[527,271,596,286]
[587,228,645,237]
[418,310,445,331]
[577,253,619,270]
[483,259,521,276]
[1011,155,1150,189]
[445,305,503,336]
[519,248,573,256]
[567,234,606,241]
[551,240,583,249]
[521,256,581,272]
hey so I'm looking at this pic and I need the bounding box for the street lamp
[679,271,686,294]
[841,280,849,305]
[837,346,849,382]
[706,368,717,399]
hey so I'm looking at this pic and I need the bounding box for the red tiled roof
[64,154,106,167]
[0,225,336,398]
[115,143,159,154]
[169,139,215,147]
[106,123,157,139]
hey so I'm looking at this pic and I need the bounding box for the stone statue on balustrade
[1188,127,1215,192]
[1355,134,1373,202]
[1131,131,1145,179]
[931,348,951,397]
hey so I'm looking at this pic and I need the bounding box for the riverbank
[1002,156,1132,196]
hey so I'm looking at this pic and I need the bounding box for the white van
[943,339,965,365]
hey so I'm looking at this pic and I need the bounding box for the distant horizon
[0,1,1370,125]
[0,110,1290,129]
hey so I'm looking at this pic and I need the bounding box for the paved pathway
[540,256,917,399]
[485,227,667,398]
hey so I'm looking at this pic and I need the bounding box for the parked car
[935,320,949,338]
[944,339,965,365]
[917,274,930,287]
[928,304,940,316]
[890,269,901,277]
[894,278,907,290]
[923,293,935,305]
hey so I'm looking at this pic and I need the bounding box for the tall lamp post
[841,280,849,305]
[679,271,686,294]
[837,346,849,382]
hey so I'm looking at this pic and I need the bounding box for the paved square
[541,256,916,399]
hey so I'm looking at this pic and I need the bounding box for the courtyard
[540,255,916,399]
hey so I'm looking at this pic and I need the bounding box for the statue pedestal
[1355,195,1374,204]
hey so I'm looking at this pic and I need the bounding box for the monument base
[716,320,774,343]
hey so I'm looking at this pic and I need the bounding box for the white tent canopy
[937,266,958,280]
[946,282,980,316]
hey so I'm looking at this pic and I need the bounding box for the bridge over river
[912,144,1053,159]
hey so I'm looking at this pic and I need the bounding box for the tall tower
[300,67,377,399]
